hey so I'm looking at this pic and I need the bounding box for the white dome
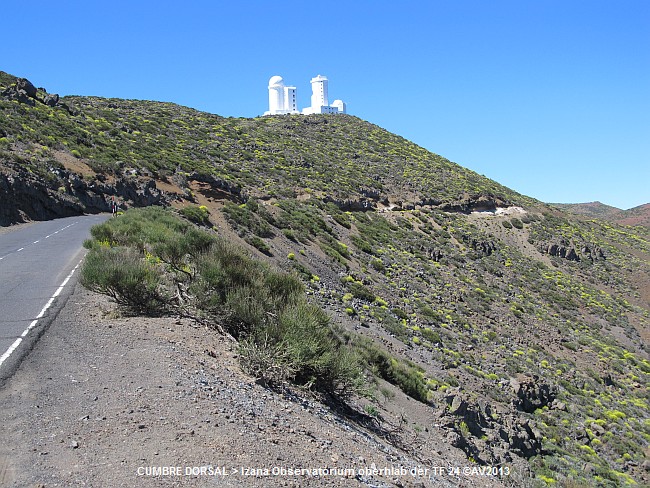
[268,75,284,88]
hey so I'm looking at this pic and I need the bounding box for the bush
[192,240,266,313]
[510,218,524,229]
[223,201,274,238]
[153,228,214,274]
[392,307,409,320]
[421,327,442,344]
[238,334,297,384]
[332,212,352,229]
[245,236,271,255]
[370,258,385,271]
[261,303,361,393]
[351,234,373,254]
[179,205,210,226]
[356,340,429,403]
[348,281,375,301]
[80,246,168,314]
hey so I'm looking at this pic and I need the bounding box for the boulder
[16,78,37,98]
[1,85,35,106]
[43,93,60,107]
[512,375,557,413]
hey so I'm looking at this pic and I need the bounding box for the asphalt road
[0,215,109,382]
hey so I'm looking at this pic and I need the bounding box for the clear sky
[2,1,648,209]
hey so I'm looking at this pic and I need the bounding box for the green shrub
[179,205,210,226]
[348,281,375,301]
[392,308,409,320]
[510,218,524,229]
[501,220,513,229]
[238,334,297,384]
[332,212,352,229]
[356,340,430,403]
[80,246,168,314]
[223,201,274,238]
[421,328,442,344]
[245,236,271,255]
[350,234,373,254]
[191,239,266,313]
[239,303,362,395]
[370,258,385,271]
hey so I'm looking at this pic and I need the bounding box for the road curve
[0,215,109,382]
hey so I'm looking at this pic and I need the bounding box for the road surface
[0,215,108,382]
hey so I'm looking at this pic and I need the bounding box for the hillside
[552,202,624,220]
[1,72,649,487]
[554,202,650,229]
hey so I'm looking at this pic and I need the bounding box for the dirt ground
[0,285,516,488]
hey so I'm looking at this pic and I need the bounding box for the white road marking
[0,338,22,366]
[21,320,39,338]
[0,260,83,370]
[1,220,84,261]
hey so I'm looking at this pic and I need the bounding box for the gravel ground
[0,286,510,488]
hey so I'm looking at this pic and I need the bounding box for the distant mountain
[2,70,649,486]
[616,203,650,228]
[554,201,650,228]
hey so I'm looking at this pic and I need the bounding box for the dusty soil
[0,286,514,488]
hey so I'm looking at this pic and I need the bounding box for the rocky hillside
[1,72,649,487]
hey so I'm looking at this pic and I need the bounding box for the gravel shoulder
[0,285,509,488]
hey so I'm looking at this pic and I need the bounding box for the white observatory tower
[264,75,298,115]
[301,74,346,115]
[310,75,329,109]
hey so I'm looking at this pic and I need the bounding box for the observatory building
[264,74,346,116]
[301,75,346,115]
[264,76,299,115]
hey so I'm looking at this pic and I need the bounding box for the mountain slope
[554,202,650,228]
[616,203,650,228]
[552,202,623,220]
[0,71,536,213]
[1,72,649,487]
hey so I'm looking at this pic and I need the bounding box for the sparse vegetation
[3,72,649,486]
[81,208,361,396]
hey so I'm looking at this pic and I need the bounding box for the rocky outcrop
[0,162,169,226]
[410,243,443,262]
[439,194,510,214]
[580,244,606,262]
[504,418,544,459]
[511,375,557,413]
[0,172,82,225]
[2,79,36,106]
[537,238,606,263]
[188,171,243,198]
[43,93,60,107]
[1,76,69,112]
[323,196,377,212]
[440,393,544,464]
[16,78,37,98]
[538,240,580,262]
[466,236,498,257]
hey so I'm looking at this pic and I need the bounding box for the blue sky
[2,1,648,209]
